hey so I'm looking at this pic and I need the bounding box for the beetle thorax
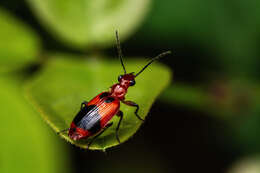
[110,84,127,100]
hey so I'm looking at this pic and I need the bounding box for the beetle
[58,31,171,149]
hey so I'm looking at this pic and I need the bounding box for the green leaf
[26,0,151,48]
[25,53,171,150]
[0,77,68,173]
[0,8,41,73]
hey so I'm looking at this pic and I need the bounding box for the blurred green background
[1,0,260,172]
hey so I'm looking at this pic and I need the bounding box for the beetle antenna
[135,51,171,77]
[116,30,127,74]
[57,128,69,134]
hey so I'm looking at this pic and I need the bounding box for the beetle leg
[81,101,88,110]
[57,128,69,135]
[87,122,113,149]
[116,111,123,143]
[122,100,144,121]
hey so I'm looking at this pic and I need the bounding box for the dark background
[1,0,260,173]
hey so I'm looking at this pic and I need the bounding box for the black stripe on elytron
[104,97,115,103]
[73,105,96,124]
[99,92,109,99]
[74,104,102,133]
[88,120,102,134]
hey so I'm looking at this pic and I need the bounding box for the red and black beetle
[59,31,171,148]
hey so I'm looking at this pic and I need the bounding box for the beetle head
[118,72,136,87]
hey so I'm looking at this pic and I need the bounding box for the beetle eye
[129,80,136,86]
[118,75,123,82]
